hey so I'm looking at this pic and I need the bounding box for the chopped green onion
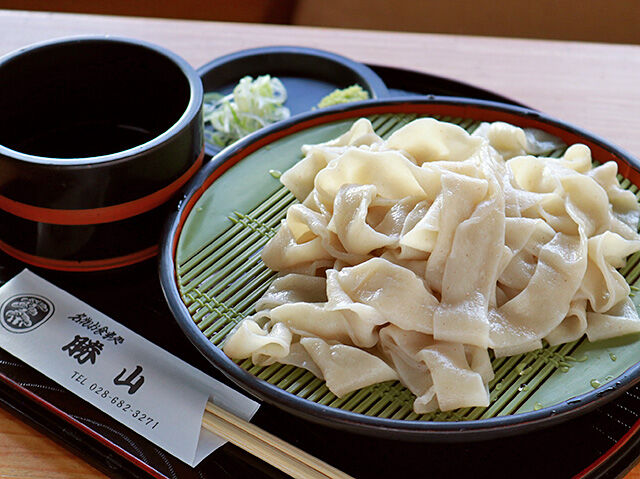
[203,75,290,147]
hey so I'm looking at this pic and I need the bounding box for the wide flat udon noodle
[223,117,640,413]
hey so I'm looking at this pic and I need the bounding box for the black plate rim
[197,45,390,157]
[159,95,640,441]
[368,63,528,108]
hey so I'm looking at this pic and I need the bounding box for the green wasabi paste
[317,84,370,108]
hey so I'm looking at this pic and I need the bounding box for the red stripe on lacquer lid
[573,416,640,478]
[0,149,204,226]
[0,238,158,272]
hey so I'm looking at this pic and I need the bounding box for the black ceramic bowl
[0,36,203,272]
[160,96,640,441]
[198,45,389,156]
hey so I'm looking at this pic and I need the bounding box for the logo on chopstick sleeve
[0,294,54,333]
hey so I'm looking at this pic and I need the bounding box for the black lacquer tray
[0,63,638,479]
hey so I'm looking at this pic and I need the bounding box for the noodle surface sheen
[223,118,640,413]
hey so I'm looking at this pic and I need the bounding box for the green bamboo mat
[176,113,640,421]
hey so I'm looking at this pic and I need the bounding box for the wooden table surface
[0,8,640,478]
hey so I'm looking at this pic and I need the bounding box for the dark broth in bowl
[0,39,189,160]
[11,122,155,158]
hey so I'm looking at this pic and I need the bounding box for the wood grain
[0,406,105,478]
[0,9,640,478]
[292,0,640,44]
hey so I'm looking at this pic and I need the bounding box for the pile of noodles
[223,118,640,413]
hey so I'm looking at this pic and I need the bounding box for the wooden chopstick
[202,401,354,479]
[201,412,326,479]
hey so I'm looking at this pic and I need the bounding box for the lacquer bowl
[0,36,203,272]
[197,45,389,156]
